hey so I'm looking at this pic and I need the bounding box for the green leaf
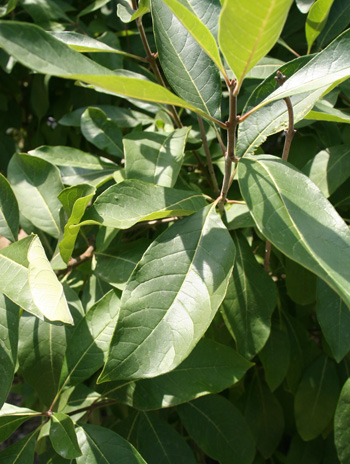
[151,0,222,118]
[117,0,149,23]
[59,166,116,188]
[305,98,350,124]
[218,0,293,86]
[77,0,110,17]
[0,235,42,319]
[259,318,291,391]
[75,424,146,464]
[159,0,226,77]
[316,280,350,362]
[334,378,350,464]
[81,108,124,158]
[80,180,207,229]
[0,21,217,123]
[20,0,72,29]
[0,295,19,409]
[236,55,321,157]
[225,204,255,230]
[0,404,39,442]
[296,0,316,14]
[0,173,18,242]
[238,155,350,310]
[221,231,277,360]
[317,0,350,49]
[58,184,96,264]
[0,0,18,17]
[306,0,335,53]
[95,239,151,290]
[0,428,38,464]
[255,28,350,111]
[59,290,121,390]
[7,153,63,239]
[285,258,317,305]
[57,384,101,415]
[131,412,196,464]
[124,127,190,187]
[294,354,340,440]
[245,375,284,458]
[50,413,82,459]
[99,338,252,410]
[29,145,114,170]
[99,203,235,381]
[28,236,73,325]
[302,145,350,198]
[178,395,255,464]
[18,312,68,406]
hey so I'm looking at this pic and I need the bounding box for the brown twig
[57,245,94,277]
[275,70,296,161]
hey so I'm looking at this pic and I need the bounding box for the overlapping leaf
[0,173,18,242]
[335,378,350,464]
[50,413,82,459]
[99,203,235,381]
[238,155,350,309]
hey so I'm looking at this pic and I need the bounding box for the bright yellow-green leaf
[218,0,293,89]
[28,237,73,325]
[306,0,335,53]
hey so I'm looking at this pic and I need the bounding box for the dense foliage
[0,0,350,462]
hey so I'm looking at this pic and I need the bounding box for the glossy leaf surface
[0,428,38,464]
[80,180,207,229]
[294,355,340,440]
[50,413,82,459]
[221,231,277,359]
[28,236,73,324]
[99,338,252,410]
[7,153,63,239]
[151,0,221,117]
[0,173,18,242]
[178,395,255,464]
[238,155,350,309]
[0,404,39,442]
[76,424,146,464]
[306,0,335,53]
[219,0,293,85]
[0,21,215,122]
[124,127,190,187]
[0,295,19,409]
[99,204,235,381]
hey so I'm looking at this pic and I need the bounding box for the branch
[57,245,94,277]
[275,70,296,161]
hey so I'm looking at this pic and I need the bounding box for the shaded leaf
[302,145,350,198]
[245,375,284,458]
[238,155,350,309]
[316,279,350,362]
[75,424,146,463]
[151,0,221,118]
[285,258,317,305]
[117,0,149,23]
[59,290,121,389]
[294,354,340,440]
[99,338,252,410]
[0,428,39,464]
[0,0,17,17]
[225,204,255,230]
[50,413,82,459]
[99,203,235,381]
[124,127,190,187]
[334,378,350,464]
[305,99,350,124]
[80,179,207,229]
[7,153,63,239]
[81,108,123,158]
[78,0,110,17]
[178,395,255,464]
[221,231,277,359]
[0,173,18,242]
[317,0,350,49]
[219,0,293,85]
[0,404,39,442]
[0,295,19,409]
